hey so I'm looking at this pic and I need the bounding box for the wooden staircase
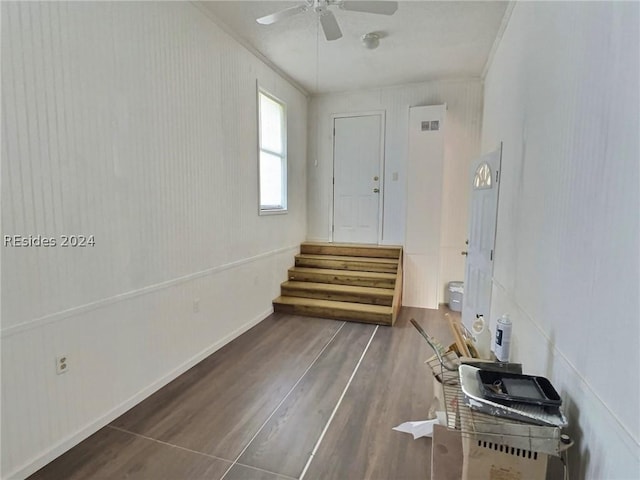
[273,242,403,326]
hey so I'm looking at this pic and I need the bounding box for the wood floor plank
[30,308,461,480]
[28,427,231,480]
[300,307,455,480]
[111,314,343,461]
[224,464,294,480]
[238,322,376,478]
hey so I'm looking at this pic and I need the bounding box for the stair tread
[302,241,402,250]
[274,296,392,313]
[300,242,402,259]
[296,254,398,264]
[282,281,394,296]
[289,267,396,279]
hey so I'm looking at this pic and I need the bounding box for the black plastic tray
[476,369,562,407]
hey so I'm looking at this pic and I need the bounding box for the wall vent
[477,440,538,459]
[421,120,440,131]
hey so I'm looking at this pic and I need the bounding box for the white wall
[482,2,639,478]
[404,105,446,308]
[307,80,483,302]
[1,2,307,478]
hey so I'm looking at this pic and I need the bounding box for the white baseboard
[7,307,274,480]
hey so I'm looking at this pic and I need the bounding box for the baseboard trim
[6,307,274,480]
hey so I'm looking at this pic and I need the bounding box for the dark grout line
[107,425,233,465]
[233,461,299,480]
[218,321,348,480]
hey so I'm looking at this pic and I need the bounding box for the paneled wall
[307,80,483,303]
[1,2,307,477]
[404,105,446,308]
[482,2,639,478]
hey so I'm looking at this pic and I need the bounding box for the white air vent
[421,120,440,131]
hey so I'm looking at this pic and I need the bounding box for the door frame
[330,110,386,244]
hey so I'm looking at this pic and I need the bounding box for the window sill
[259,208,288,216]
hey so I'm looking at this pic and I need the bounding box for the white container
[471,315,492,360]
[448,281,464,312]
[494,314,512,362]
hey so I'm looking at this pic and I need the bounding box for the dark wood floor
[29,307,456,480]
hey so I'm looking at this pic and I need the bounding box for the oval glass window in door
[473,162,492,190]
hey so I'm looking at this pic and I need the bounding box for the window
[258,89,287,213]
[473,162,492,190]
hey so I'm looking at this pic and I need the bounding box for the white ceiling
[201,1,508,94]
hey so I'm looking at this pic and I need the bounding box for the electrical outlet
[193,298,200,313]
[56,355,69,375]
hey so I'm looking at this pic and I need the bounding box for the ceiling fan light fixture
[361,32,380,49]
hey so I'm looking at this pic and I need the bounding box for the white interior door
[333,114,383,244]
[462,145,502,331]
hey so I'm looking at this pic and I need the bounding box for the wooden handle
[446,313,471,358]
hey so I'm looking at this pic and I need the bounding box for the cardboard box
[461,433,548,480]
[432,426,549,480]
[431,424,463,480]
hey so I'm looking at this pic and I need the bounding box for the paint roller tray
[476,370,562,407]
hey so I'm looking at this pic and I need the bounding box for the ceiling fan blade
[256,5,308,25]
[340,1,398,15]
[320,11,343,41]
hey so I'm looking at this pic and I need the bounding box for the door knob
[373,188,380,193]
[461,251,468,256]
[374,176,379,181]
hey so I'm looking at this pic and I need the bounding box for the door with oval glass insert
[462,145,502,332]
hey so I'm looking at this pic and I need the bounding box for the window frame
[257,87,288,215]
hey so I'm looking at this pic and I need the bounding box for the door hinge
[496,170,499,183]
[332,177,335,185]
[332,224,335,232]
[490,249,494,261]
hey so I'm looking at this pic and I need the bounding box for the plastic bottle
[494,314,512,362]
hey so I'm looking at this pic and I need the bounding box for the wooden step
[295,254,398,273]
[273,296,393,326]
[300,242,402,259]
[288,267,396,289]
[281,281,394,306]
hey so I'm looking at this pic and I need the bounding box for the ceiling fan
[256,1,399,41]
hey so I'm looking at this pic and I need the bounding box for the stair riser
[273,302,392,326]
[281,286,393,306]
[295,257,398,273]
[288,270,396,289]
[300,244,401,259]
